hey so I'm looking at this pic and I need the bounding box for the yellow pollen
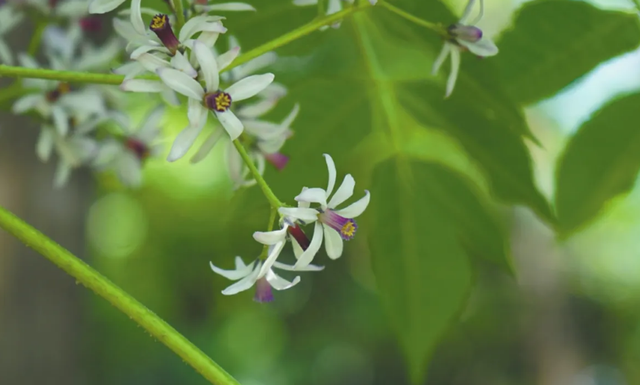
[151,15,167,29]
[215,93,231,111]
[341,221,356,237]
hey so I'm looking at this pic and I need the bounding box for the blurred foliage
[38,0,640,383]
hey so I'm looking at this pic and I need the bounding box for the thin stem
[0,0,374,85]
[379,1,445,35]
[28,23,47,56]
[173,0,186,33]
[259,206,278,260]
[317,0,325,17]
[0,205,240,385]
[232,139,282,208]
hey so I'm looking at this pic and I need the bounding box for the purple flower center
[318,210,357,240]
[288,224,311,250]
[254,277,273,303]
[150,14,180,55]
[204,91,232,112]
[46,82,71,102]
[448,24,483,43]
[79,16,103,32]
[264,152,289,171]
[125,138,150,160]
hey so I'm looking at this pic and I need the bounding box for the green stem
[28,23,47,56]
[379,1,445,34]
[173,0,186,33]
[0,205,240,385]
[259,206,278,260]
[634,0,640,11]
[232,139,282,208]
[0,1,373,85]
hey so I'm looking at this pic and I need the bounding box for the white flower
[0,6,24,64]
[91,108,164,187]
[190,1,256,14]
[89,0,126,14]
[36,125,99,188]
[158,40,274,161]
[223,103,299,188]
[210,253,323,302]
[432,0,498,97]
[279,154,370,267]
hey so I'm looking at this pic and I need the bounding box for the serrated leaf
[495,0,640,104]
[555,93,640,235]
[369,157,473,384]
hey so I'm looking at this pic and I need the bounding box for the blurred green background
[4,0,640,384]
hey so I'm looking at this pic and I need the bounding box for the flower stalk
[0,204,240,385]
[378,1,446,36]
[173,0,186,33]
[233,139,283,208]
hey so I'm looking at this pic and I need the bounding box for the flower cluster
[0,0,498,302]
[210,154,370,302]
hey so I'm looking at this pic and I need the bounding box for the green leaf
[495,0,640,105]
[555,93,640,235]
[368,157,473,384]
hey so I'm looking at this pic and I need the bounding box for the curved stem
[173,0,186,33]
[232,139,282,208]
[379,1,445,35]
[0,205,240,385]
[0,1,374,85]
[259,206,278,260]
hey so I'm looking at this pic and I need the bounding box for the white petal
[323,153,337,196]
[89,0,126,14]
[210,259,255,280]
[281,103,300,128]
[54,161,72,188]
[216,47,240,71]
[253,225,289,246]
[36,128,55,162]
[170,51,197,77]
[130,44,168,59]
[279,207,319,222]
[265,269,300,291]
[328,174,355,208]
[432,43,451,75]
[190,129,223,163]
[113,61,145,79]
[459,0,478,24]
[323,224,344,260]
[295,187,328,206]
[293,222,323,269]
[221,262,261,295]
[188,98,208,128]
[52,106,69,136]
[293,0,317,5]
[161,88,180,106]
[157,68,204,99]
[258,241,286,279]
[120,79,165,93]
[116,153,143,187]
[234,52,278,79]
[226,142,245,187]
[12,94,43,114]
[446,47,461,98]
[226,74,274,102]
[198,3,256,12]
[130,0,146,35]
[0,39,13,65]
[273,261,324,272]
[193,41,220,91]
[237,98,278,119]
[458,37,498,57]
[138,107,165,142]
[179,17,227,42]
[334,190,370,219]
[197,31,220,48]
[134,53,170,73]
[167,123,206,162]
[215,110,243,140]
[92,140,122,167]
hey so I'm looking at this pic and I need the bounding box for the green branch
[379,1,444,35]
[0,1,373,85]
[232,139,283,208]
[174,0,186,33]
[0,205,240,385]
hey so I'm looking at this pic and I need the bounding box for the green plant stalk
[379,1,444,35]
[28,23,47,56]
[634,0,640,11]
[0,205,240,385]
[232,139,283,208]
[259,206,278,260]
[0,0,373,84]
[173,0,186,33]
